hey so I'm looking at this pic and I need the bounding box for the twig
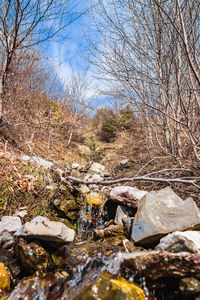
[66,176,200,189]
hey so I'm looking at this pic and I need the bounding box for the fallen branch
[66,176,200,189]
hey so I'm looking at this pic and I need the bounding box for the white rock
[156,231,200,253]
[72,163,81,170]
[89,162,105,174]
[21,155,53,169]
[31,216,49,223]
[110,186,148,200]
[79,185,90,194]
[132,187,200,245]
[0,216,22,233]
[15,220,75,243]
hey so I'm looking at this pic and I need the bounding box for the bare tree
[88,0,200,164]
[0,0,82,119]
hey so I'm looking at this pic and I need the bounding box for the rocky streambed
[1,160,200,299]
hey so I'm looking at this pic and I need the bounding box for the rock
[156,231,200,253]
[50,166,65,182]
[120,158,130,165]
[79,185,90,194]
[21,155,53,169]
[109,186,147,200]
[114,205,129,225]
[78,145,91,157]
[15,239,51,274]
[0,262,10,291]
[94,224,124,239]
[89,162,105,175]
[75,272,146,300]
[84,173,104,182]
[15,220,75,244]
[131,187,200,245]
[51,184,83,221]
[179,277,200,295]
[122,217,135,239]
[31,216,49,223]
[86,192,105,208]
[0,232,14,249]
[0,216,22,234]
[72,163,81,170]
[14,209,27,218]
[7,274,69,300]
[120,251,200,280]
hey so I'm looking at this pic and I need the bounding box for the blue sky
[43,0,113,110]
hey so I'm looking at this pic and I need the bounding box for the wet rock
[15,220,75,244]
[94,224,124,239]
[0,216,22,234]
[75,272,146,300]
[0,250,21,284]
[7,274,69,300]
[120,251,200,280]
[51,184,83,221]
[132,187,200,245]
[122,218,135,239]
[156,231,200,253]
[179,277,200,295]
[86,192,105,208]
[0,262,10,291]
[15,238,51,274]
[0,232,14,249]
[114,205,129,225]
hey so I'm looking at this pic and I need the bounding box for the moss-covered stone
[51,184,83,222]
[75,272,145,300]
[0,262,10,291]
[14,239,51,275]
[86,192,105,208]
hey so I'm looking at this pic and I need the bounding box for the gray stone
[15,220,75,244]
[109,186,147,200]
[79,185,90,194]
[0,216,22,233]
[114,205,129,225]
[131,187,200,245]
[21,155,53,169]
[156,231,200,253]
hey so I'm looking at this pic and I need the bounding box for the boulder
[15,220,75,244]
[156,231,200,253]
[114,205,129,225]
[131,187,200,245]
[0,232,14,249]
[0,216,22,234]
[120,251,200,280]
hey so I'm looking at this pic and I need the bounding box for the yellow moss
[0,263,10,291]
[86,193,105,208]
[110,277,145,300]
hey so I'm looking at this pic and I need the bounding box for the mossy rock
[75,272,145,300]
[51,184,83,222]
[0,262,10,291]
